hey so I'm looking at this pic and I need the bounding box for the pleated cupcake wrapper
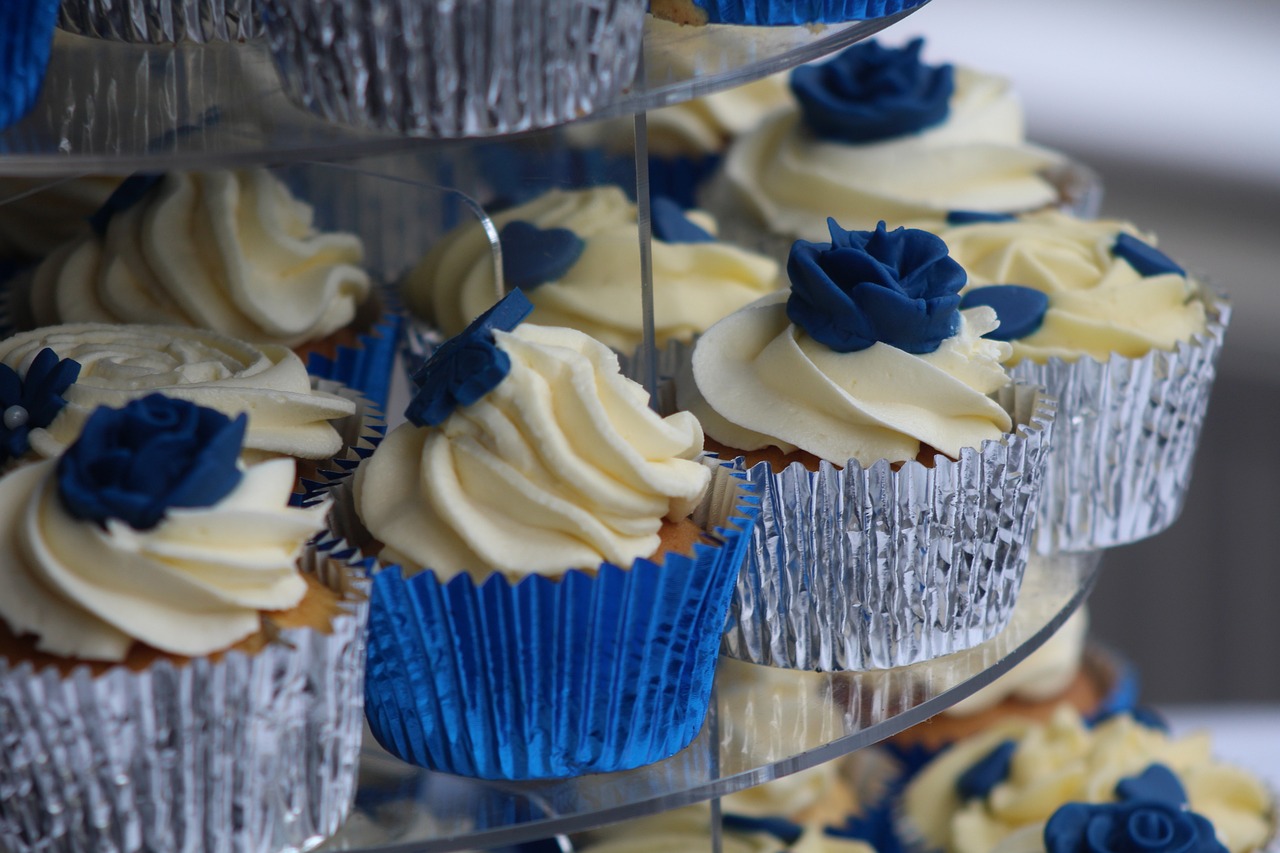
[700,156,1105,266]
[1,2,60,129]
[0,545,370,853]
[327,460,759,779]
[259,0,646,138]
[297,377,387,503]
[653,0,928,25]
[57,0,263,43]
[716,383,1056,672]
[1017,285,1229,554]
[304,286,404,416]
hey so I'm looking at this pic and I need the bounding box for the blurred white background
[905,0,1280,702]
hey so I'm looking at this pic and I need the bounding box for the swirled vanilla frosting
[0,324,357,461]
[723,66,1065,241]
[355,323,710,579]
[903,707,1274,853]
[940,212,1208,364]
[21,169,372,348]
[0,457,327,661]
[677,292,1013,465]
[402,187,780,351]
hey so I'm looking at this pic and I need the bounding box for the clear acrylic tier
[0,8,927,176]
[319,552,1099,853]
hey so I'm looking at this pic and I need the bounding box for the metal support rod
[633,96,659,408]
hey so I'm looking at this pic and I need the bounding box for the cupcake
[8,169,399,408]
[897,706,1275,853]
[0,323,360,466]
[57,0,263,43]
[0,2,60,129]
[648,0,929,26]
[705,39,1098,259]
[941,211,1227,551]
[401,185,780,364]
[259,0,646,138]
[678,219,1054,671]
[577,803,876,853]
[0,394,367,852]
[332,289,757,779]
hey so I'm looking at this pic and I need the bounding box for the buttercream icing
[0,324,357,461]
[677,291,1013,464]
[722,59,1065,241]
[938,212,1208,363]
[0,455,328,662]
[402,186,780,351]
[356,323,710,579]
[21,169,372,349]
[945,608,1089,718]
[903,707,1274,853]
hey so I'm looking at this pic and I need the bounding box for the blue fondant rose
[787,219,966,354]
[0,347,80,464]
[1045,799,1225,853]
[791,38,954,144]
[57,394,247,531]
[407,289,534,427]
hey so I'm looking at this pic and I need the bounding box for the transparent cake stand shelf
[1,8,926,176]
[319,551,1099,853]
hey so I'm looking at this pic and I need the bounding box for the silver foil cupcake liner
[717,383,1056,672]
[699,155,1105,266]
[57,0,264,43]
[1016,285,1230,554]
[0,542,369,853]
[259,0,646,138]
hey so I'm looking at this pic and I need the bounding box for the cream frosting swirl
[356,323,710,579]
[903,707,1274,853]
[0,457,328,661]
[723,66,1066,241]
[945,607,1089,718]
[402,187,780,351]
[0,324,356,461]
[677,292,1013,465]
[940,212,1208,363]
[23,169,372,348]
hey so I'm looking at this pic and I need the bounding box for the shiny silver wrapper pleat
[718,384,1056,672]
[259,0,646,137]
[58,0,263,43]
[0,553,368,853]
[1017,286,1229,554]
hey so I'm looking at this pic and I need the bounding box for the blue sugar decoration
[0,347,80,464]
[1113,232,1186,278]
[651,196,715,244]
[959,285,1050,341]
[499,220,586,291]
[956,740,1016,800]
[946,210,1018,225]
[1115,764,1187,807]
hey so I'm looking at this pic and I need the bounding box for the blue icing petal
[722,814,804,845]
[960,285,1050,341]
[1113,232,1187,278]
[947,210,1018,225]
[791,38,954,144]
[0,347,80,464]
[88,173,165,237]
[1116,764,1187,808]
[500,220,586,291]
[651,196,715,244]
[406,290,534,427]
[957,740,1016,800]
[786,219,966,354]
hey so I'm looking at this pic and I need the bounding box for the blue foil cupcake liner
[649,0,929,26]
[0,531,369,853]
[0,2,60,129]
[330,461,758,779]
[304,287,403,416]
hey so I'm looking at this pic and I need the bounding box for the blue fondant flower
[791,38,954,144]
[0,347,80,464]
[407,289,534,427]
[500,220,586,291]
[57,394,247,531]
[960,284,1050,341]
[786,219,966,354]
[957,740,1017,800]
